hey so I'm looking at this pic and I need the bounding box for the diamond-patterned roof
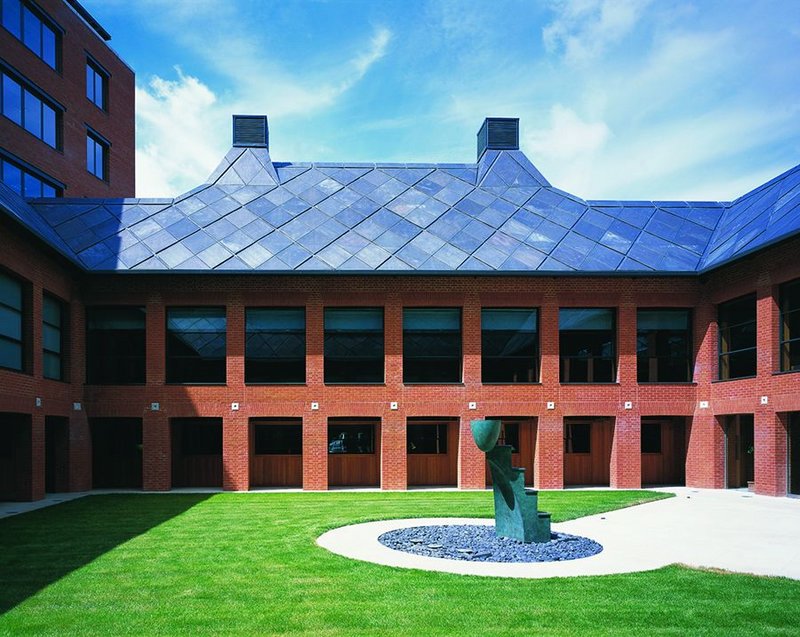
[1,143,798,274]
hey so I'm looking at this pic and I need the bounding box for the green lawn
[0,490,798,636]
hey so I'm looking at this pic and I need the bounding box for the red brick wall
[0,0,135,197]
[3,220,800,500]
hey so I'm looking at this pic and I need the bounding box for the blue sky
[83,0,800,201]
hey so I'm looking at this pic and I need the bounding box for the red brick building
[1,116,799,501]
[0,0,134,198]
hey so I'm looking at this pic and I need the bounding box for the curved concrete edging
[317,488,800,580]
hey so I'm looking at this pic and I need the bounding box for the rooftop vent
[232,115,269,148]
[477,117,519,159]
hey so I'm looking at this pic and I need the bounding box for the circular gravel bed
[378,525,603,563]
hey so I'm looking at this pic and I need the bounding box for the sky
[82,0,800,201]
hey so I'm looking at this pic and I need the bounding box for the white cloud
[543,0,652,64]
[134,26,392,197]
[525,105,610,161]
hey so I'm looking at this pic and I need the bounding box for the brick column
[68,410,91,491]
[462,294,481,388]
[385,294,402,387]
[226,302,245,389]
[617,302,637,386]
[686,410,725,488]
[303,411,327,490]
[535,413,564,489]
[754,409,788,497]
[223,412,249,491]
[458,414,485,489]
[610,412,641,488]
[381,410,406,489]
[146,300,165,385]
[30,412,45,501]
[143,410,170,490]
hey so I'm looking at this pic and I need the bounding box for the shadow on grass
[0,494,210,613]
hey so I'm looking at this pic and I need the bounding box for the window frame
[0,270,24,373]
[165,306,227,385]
[85,56,108,111]
[42,292,65,381]
[636,308,693,383]
[0,68,61,149]
[1,0,61,70]
[641,421,662,454]
[407,421,449,455]
[717,293,757,381]
[253,419,303,455]
[559,308,617,383]
[86,129,109,181]
[402,307,462,384]
[323,306,384,384]
[564,422,591,454]
[245,307,305,384]
[481,307,539,384]
[780,278,800,373]
[85,306,146,385]
[1,153,61,197]
[327,420,376,455]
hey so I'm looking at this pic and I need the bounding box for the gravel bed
[378,524,602,563]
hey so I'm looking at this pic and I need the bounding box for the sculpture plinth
[471,419,551,543]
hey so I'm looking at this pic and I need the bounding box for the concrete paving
[317,488,800,580]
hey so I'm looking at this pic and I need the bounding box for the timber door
[45,416,70,493]
[171,418,222,488]
[486,418,536,486]
[0,413,31,501]
[91,418,143,489]
[790,413,800,496]
[725,414,754,488]
[641,417,687,486]
[564,418,612,486]
[250,419,302,487]
[328,418,380,487]
[407,418,458,486]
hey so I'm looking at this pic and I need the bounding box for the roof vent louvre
[477,117,519,159]
[232,115,269,148]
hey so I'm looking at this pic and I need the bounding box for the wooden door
[91,418,143,489]
[564,418,612,486]
[486,418,536,486]
[328,419,380,487]
[171,419,222,488]
[250,419,302,487]
[407,419,458,486]
[641,418,686,485]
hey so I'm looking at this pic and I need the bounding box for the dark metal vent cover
[477,117,519,159]
[233,115,269,148]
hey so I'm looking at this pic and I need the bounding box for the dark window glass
[641,422,662,453]
[565,423,590,453]
[403,308,461,383]
[245,308,305,383]
[87,132,108,180]
[86,60,107,110]
[718,294,756,380]
[637,309,692,382]
[328,422,375,454]
[500,421,520,452]
[86,307,145,384]
[780,279,800,372]
[2,1,58,68]
[166,307,226,384]
[42,294,63,380]
[0,71,58,148]
[180,420,222,455]
[407,422,448,454]
[481,308,538,383]
[324,307,383,383]
[1,157,60,197]
[559,308,615,382]
[254,421,302,455]
[0,271,23,371]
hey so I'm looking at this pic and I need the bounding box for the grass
[0,490,798,636]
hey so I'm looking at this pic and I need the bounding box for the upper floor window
[403,308,461,383]
[718,294,756,380]
[86,59,107,110]
[245,308,305,384]
[0,271,23,372]
[1,154,60,197]
[559,308,615,383]
[86,131,108,181]
[166,307,226,384]
[324,307,383,384]
[1,0,59,69]
[481,308,538,383]
[42,293,64,380]
[637,309,692,383]
[780,278,800,372]
[86,307,145,384]
[1,71,59,148]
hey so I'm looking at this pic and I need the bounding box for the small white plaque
[150,402,160,411]
[73,402,82,411]
[760,396,769,405]
[35,397,42,407]
[699,400,709,409]
[311,402,319,411]
[546,401,555,410]
[231,402,240,411]
[468,402,477,410]
[624,401,633,410]
[390,402,398,410]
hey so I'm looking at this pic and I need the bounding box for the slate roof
[1,144,799,275]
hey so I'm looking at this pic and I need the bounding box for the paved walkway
[317,488,800,580]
